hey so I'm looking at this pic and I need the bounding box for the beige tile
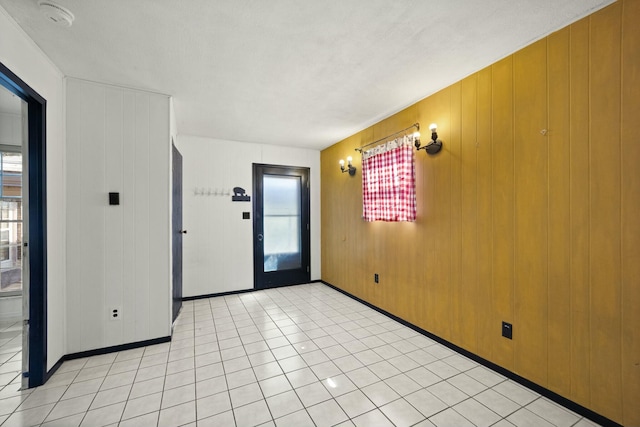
[229,382,263,408]
[233,400,272,427]
[122,391,162,420]
[266,390,303,419]
[379,398,425,427]
[41,413,84,427]
[158,401,196,427]
[89,384,131,410]
[0,395,26,416]
[45,395,94,422]
[352,409,395,427]
[2,403,54,427]
[161,383,195,409]
[307,399,348,427]
[259,375,291,397]
[335,390,375,418]
[79,401,125,427]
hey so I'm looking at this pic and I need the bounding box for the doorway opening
[0,86,25,391]
[253,164,310,289]
[0,62,48,388]
[172,142,183,323]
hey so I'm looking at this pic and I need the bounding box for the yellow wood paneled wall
[320,2,639,425]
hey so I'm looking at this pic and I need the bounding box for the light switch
[109,192,120,205]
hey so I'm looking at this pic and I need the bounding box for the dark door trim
[171,143,183,323]
[253,163,310,289]
[0,61,48,387]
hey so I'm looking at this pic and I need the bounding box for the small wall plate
[502,321,513,339]
[109,192,120,205]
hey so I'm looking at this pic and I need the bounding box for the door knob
[257,234,263,241]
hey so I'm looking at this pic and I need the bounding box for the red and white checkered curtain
[361,136,417,222]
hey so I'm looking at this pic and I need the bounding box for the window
[0,150,22,293]
[361,136,417,222]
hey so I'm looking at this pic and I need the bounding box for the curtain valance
[361,135,417,222]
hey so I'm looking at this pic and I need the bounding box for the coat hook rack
[194,187,233,197]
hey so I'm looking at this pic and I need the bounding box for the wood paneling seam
[587,14,593,408]
[617,3,624,420]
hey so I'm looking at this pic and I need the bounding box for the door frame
[0,62,48,388]
[171,142,183,323]
[252,163,310,289]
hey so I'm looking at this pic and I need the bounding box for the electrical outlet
[110,307,122,321]
[502,321,512,339]
[374,273,379,284]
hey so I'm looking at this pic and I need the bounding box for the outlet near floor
[502,321,512,339]
[109,307,122,320]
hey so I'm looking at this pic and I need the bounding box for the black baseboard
[321,280,621,427]
[44,356,65,383]
[183,288,255,301]
[182,280,324,301]
[41,336,172,387]
[63,336,171,361]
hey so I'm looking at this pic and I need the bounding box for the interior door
[253,164,310,289]
[171,143,183,322]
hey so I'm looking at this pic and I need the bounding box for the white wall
[66,78,171,353]
[0,6,66,370]
[0,111,21,146]
[175,136,321,297]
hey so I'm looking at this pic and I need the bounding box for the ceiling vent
[38,1,75,27]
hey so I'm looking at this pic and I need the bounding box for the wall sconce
[339,156,356,176]
[415,123,443,155]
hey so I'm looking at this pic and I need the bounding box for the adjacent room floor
[0,319,22,392]
[0,283,599,427]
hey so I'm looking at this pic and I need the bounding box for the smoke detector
[38,1,75,27]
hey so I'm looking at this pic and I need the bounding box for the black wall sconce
[415,123,443,155]
[339,156,356,176]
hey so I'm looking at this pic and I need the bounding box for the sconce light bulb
[429,123,437,132]
[346,156,353,164]
[339,159,345,166]
[413,131,420,140]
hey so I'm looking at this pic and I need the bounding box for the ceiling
[0,0,614,150]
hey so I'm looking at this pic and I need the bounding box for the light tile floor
[0,320,22,394]
[0,283,601,426]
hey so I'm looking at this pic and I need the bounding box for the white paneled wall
[66,78,171,353]
[176,136,321,297]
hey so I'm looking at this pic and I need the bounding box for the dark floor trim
[182,280,324,301]
[182,288,256,301]
[41,336,172,384]
[44,357,65,383]
[321,280,621,427]
[63,336,171,361]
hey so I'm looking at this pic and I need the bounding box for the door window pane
[263,175,301,272]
